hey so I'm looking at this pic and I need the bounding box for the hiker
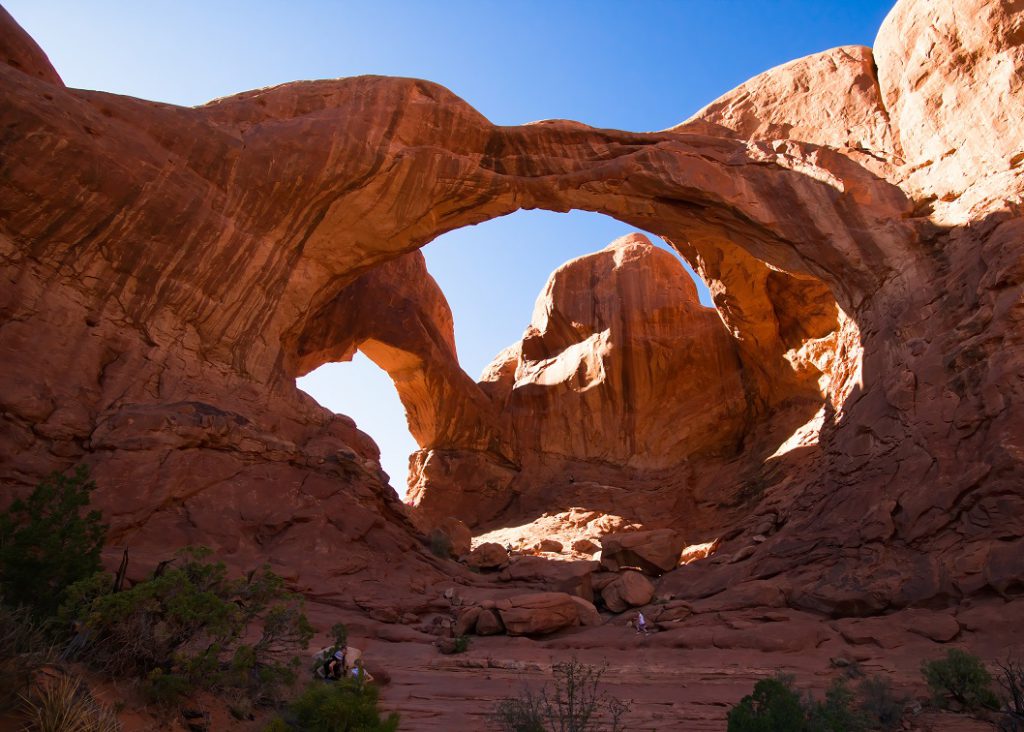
[324,646,347,680]
[634,610,649,635]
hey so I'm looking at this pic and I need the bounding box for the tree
[0,466,106,617]
[727,676,806,732]
[63,547,314,706]
[921,649,1000,713]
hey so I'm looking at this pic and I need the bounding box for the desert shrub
[995,658,1024,731]
[0,466,106,618]
[229,694,255,721]
[264,680,400,731]
[922,649,1000,712]
[490,659,630,732]
[64,547,313,707]
[491,688,545,732]
[453,635,470,654]
[805,678,869,732]
[428,529,453,558]
[727,675,806,732]
[728,672,907,732]
[19,673,120,732]
[858,674,904,731]
[331,623,349,649]
[0,603,53,711]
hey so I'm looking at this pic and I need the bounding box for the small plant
[921,648,1000,713]
[995,657,1024,731]
[428,529,453,558]
[0,603,52,711]
[453,635,470,654]
[19,673,120,732]
[727,675,806,732]
[728,673,904,732]
[264,680,399,731]
[490,658,630,732]
[491,689,545,732]
[0,466,107,618]
[804,678,869,732]
[64,547,314,707]
[330,623,349,649]
[858,674,904,731]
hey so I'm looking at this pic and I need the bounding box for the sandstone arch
[2,0,1022,617]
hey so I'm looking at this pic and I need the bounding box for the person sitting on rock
[324,646,346,680]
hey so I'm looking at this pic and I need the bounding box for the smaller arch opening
[296,352,416,496]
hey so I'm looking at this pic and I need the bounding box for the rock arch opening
[296,353,416,496]
[285,195,853,541]
[292,209,718,496]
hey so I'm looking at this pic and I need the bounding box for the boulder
[474,608,505,636]
[454,606,482,637]
[495,592,583,636]
[591,572,619,592]
[570,596,602,627]
[648,600,693,628]
[533,539,564,553]
[600,530,685,576]
[463,542,509,571]
[572,538,600,555]
[601,571,655,613]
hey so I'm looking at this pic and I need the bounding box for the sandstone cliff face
[1,0,1023,625]
[502,234,748,468]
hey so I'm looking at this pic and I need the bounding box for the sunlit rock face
[407,234,768,528]
[501,234,748,468]
[1,0,1023,618]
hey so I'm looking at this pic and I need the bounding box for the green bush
[452,635,470,654]
[858,675,904,731]
[0,466,106,618]
[727,676,806,732]
[805,678,869,732]
[63,547,313,707]
[728,673,903,732]
[331,623,349,650]
[490,659,630,732]
[265,680,399,731]
[922,649,1000,713]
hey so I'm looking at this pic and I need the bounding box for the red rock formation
[1,0,1022,664]
[407,233,764,528]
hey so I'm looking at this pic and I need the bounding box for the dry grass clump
[19,673,120,732]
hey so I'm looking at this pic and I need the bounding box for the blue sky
[8,0,896,492]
